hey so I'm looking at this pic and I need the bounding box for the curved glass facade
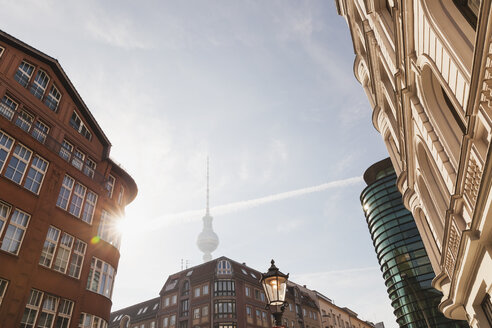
[360,159,468,328]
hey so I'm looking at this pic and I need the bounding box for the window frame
[0,207,30,255]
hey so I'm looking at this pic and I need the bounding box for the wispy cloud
[85,13,151,50]
[137,175,363,230]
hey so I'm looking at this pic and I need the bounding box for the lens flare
[91,236,100,244]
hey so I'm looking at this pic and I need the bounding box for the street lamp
[260,260,289,328]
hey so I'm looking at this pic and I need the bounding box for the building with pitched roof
[0,30,137,327]
[110,256,378,328]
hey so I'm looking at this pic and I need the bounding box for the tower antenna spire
[206,157,210,216]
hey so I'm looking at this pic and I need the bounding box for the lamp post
[260,260,289,328]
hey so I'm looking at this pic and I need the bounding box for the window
[246,306,252,317]
[0,95,18,121]
[453,0,480,29]
[180,299,189,317]
[0,131,14,171]
[245,286,250,297]
[98,210,121,249]
[14,61,34,87]
[260,291,265,302]
[194,287,200,297]
[23,155,48,194]
[216,324,236,328]
[214,300,236,319]
[68,239,86,279]
[0,278,8,307]
[0,46,4,58]
[482,293,492,326]
[83,158,96,178]
[86,257,115,299]
[20,289,73,328]
[254,289,260,300]
[203,284,209,295]
[59,139,73,161]
[31,120,49,144]
[164,297,170,307]
[170,315,176,326]
[39,226,60,267]
[69,111,91,140]
[15,109,33,132]
[313,312,317,320]
[163,317,169,327]
[4,143,32,184]
[56,175,74,210]
[193,308,200,319]
[68,183,87,218]
[81,191,97,224]
[178,321,187,328]
[79,313,108,328]
[56,175,97,223]
[53,233,74,273]
[40,226,86,279]
[172,295,177,304]
[214,280,235,296]
[202,305,208,317]
[106,175,115,198]
[0,207,30,255]
[182,280,190,296]
[30,69,50,99]
[72,149,85,170]
[118,186,125,205]
[45,85,61,111]
[217,259,232,274]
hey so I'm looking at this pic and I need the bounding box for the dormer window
[69,111,92,141]
[217,259,232,275]
[30,69,49,99]
[14,61,34,87]
[0,46,4,58]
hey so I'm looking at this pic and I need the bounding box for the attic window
[165,279,178,291]
[69,111,92,141]
[153,303,159,310]
[186,270,193,276]
[241,269,247,275]
[250,272,257,279]
[0,46,4,58]
[217,259,232,275]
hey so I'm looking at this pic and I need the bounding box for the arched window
[452,0,480,29]
[217,259,232,275]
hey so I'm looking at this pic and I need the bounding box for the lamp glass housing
[262,274,287,306]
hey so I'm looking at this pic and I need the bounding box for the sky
[0,1,397,327]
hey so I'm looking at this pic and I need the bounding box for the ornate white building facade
[336,0,492,326]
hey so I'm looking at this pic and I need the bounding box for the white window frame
[30,69,50,99]
[79,313,108,328]
[0,46,4,58]
[71,149,85,171]
[193,308,200,319]
[70,111,92,140]
[45,84,61,111]
[15,60,35,88]
[68,182,86,218]
[68,239,86,279]
[20,289,43,328]
[31,120,49,144]
[59,139,73,162]
[53,232,74,274]
[56,299,74,328]
[0,201,11,239]
[83,158,96,178]
[15,109,33,132]
[98,210,121,249]
[81,191,97,224]
[56,175,74,210]
[23,155,49,194]
[0,278,7,307]
[0,95,17,121]
[118,186,124,205]
[39,226,61,268]
[86,257,115,299]
[0,130,14,172]
[106,175,115,198]
[4,143,32,184]
[37,294,58,328]
[1,208,30,255]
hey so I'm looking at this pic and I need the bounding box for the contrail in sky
[141,176,363,230]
